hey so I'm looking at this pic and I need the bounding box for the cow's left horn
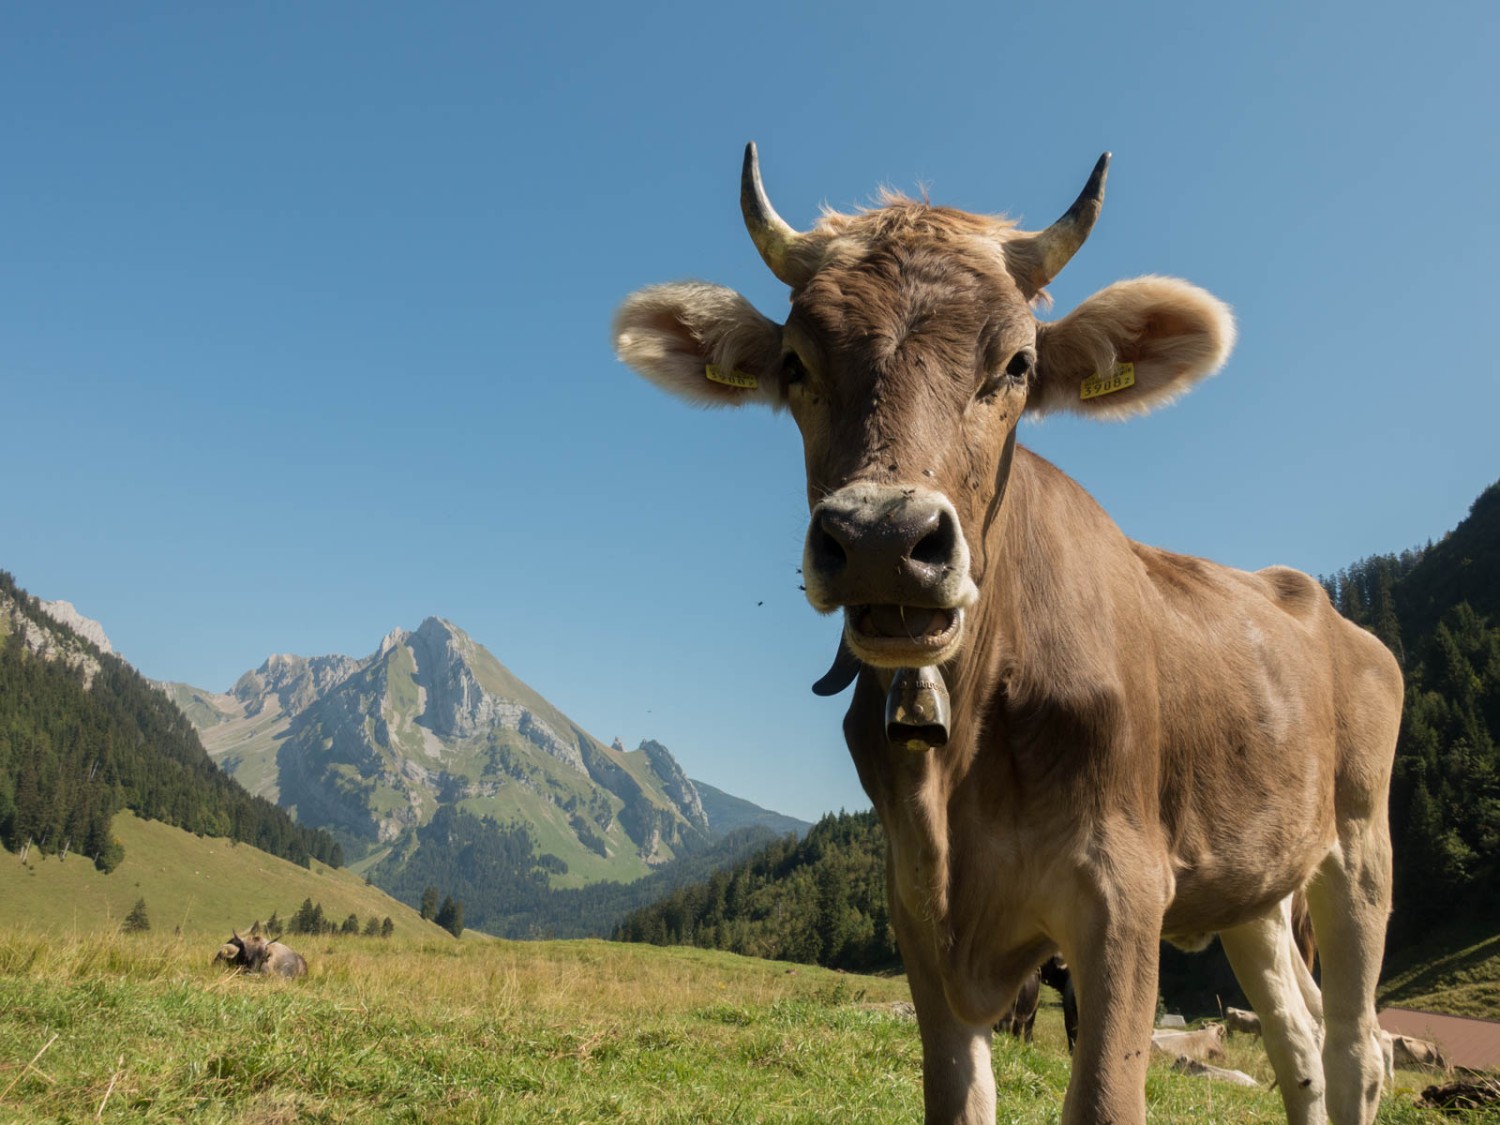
[741,142,814,288]
[1022,152,1111,290]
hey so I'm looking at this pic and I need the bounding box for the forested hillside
[1323,480,1500,947]
[615,810,896,972]
[0,571,341,871]
[617,482,1500,1007]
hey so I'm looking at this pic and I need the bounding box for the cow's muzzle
[803,483,977,667]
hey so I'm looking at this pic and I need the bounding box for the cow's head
[615,145,1234,672]
[215,930,271,971]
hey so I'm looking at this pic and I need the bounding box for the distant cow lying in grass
[1150,1024,1226,1063]
[1390,1034,1447,1071]
[214,930,307,978]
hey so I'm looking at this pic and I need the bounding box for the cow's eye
[1004,351,1034,381]
[782,352,808,386]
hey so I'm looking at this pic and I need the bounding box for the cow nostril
[911,511,958,568]
[809,518,848,575]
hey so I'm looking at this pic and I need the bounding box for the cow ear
[614,282,785,409]
[1029,276,1235,419]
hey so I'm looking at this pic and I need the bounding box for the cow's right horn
[741,142,814,288]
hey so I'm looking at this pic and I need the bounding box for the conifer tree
[436,895,464,938]
[123,898,150,933]
[292,898,319,934]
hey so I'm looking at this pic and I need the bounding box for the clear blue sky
[4,1,1496,823]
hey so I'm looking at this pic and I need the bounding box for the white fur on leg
[1219,900,1327,1125]
[1307,834,1392,1125]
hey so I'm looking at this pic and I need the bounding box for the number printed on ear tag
[705,364,758,389]
[1081,362,1135,400]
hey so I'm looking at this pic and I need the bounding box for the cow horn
[812,636,861,696]
[741,142,812,288]
[1023,152,1111,289]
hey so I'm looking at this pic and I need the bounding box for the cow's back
[1130,546,1401,935]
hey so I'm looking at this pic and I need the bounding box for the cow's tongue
[865,605,945,639]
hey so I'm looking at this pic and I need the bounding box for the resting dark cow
[214,930,307,978]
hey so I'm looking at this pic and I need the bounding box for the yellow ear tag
[705,364,758,390]
[1081,362,1135,401]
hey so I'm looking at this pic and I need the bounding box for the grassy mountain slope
[0,811,448,940]
[157,682,288,800]
[1379,923,1500,1018]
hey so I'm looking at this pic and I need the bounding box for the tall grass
[0,930,1468,1123]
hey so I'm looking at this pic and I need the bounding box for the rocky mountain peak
[38,599,114,654]
[416,616,465,644]
[638,739,709,832]
[3,593,107,688]
[378,627,411,656]
[233,651,361,719]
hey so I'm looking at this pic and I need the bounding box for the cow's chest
[880,792,1069,1024]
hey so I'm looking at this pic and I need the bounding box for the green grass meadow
[0,931,1474,1124]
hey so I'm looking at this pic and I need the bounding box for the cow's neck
[852,443,1142,943]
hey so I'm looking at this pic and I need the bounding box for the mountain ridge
[166,617,730,891]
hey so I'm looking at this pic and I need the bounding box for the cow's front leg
[894,902,996,1125]
[1058,878,1164,1125]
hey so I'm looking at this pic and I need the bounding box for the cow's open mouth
[846,604,962,658]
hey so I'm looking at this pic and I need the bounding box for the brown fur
[1151,1023,1227,1062]
[615,153,1401,1125]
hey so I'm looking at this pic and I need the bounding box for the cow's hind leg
[1306,823,1392,1125]
[1219,898,1327,1125]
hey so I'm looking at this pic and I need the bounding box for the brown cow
[1390,1034,1447,1071]
[1151,1022,1226,1062]
[1225,1007,1263,1036]
[214,930,307,978]
[614,145,1402,1125]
